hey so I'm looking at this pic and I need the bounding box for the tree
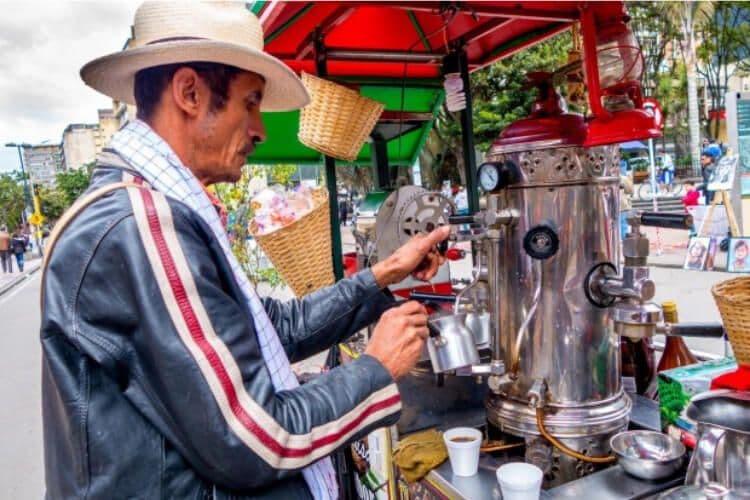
[430,32,571,184]
[696,1,750,139]
[0,172,25,229]
[36,184,67,222]
[55,166,92,206]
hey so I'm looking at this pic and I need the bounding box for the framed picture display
[684,237,710,270]
[727,238,750,272]
[705,238,719,271]
[707,155,739,192]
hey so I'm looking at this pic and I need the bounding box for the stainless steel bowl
[610,430,686,480]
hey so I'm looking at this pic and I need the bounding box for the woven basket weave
[298,73,384,162]
[711,276,750,365]
[250,189,334,297]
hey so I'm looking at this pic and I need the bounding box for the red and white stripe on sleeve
[126,186,400,469]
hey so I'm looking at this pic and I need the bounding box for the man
[658,148,674,194]
[0,225,11,273]
[10,229,26,272]
[41,3,449,499]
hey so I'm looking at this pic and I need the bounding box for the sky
[0,1,140,173]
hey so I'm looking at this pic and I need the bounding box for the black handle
[389,295,442,338]
[639,212,693,230]
[408,291,457,303]
[448,215,475,225]
[669,322,726,339]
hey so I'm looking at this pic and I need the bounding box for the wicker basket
[298,73,384,162]
[250,189,334,297]
[711,276,750,365]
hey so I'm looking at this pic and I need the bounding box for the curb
[0,263,42,297]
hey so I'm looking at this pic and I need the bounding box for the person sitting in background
[682,182,699,208]
[681,182,699,237]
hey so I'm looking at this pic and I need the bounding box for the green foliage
[431,32,571,182]
[266,164,297,188]
[0,172,25,229]
[469,33,572,150]
[213,166,283,290]
[695,1,750,138]
[55,166,92,206]
[36,184,67,222]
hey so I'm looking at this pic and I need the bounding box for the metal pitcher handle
[687,427,726,486]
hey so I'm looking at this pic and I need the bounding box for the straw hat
[80,1,309,112]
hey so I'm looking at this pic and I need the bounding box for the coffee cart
[248,2,737,498]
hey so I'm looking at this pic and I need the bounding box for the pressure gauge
[478,162,501,192]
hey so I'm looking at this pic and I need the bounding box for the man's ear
[171,67,205,117]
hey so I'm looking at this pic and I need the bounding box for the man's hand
[371,225,451,288]
[365,301,428,380]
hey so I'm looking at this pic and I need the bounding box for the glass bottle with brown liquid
[657,301,698,372]
[621,336,657,398]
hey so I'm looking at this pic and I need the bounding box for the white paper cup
[496,462,543,500]
[443,427,482,477]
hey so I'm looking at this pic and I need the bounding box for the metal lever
[660,322,726,339]
[408,291,457,303]
[639,212,693,230]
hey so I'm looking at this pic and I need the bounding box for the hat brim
[80,40,309,112]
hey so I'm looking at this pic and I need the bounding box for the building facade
[62,124,98,171]
[22,143,64,186]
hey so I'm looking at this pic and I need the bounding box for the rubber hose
[535,408,617,464]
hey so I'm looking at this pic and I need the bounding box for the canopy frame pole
[314,30,344,282]
[443,45,479,213]
[371,131,391,190]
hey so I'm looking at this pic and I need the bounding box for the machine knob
[523,225,559,260]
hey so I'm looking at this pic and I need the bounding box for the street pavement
[0,226,737,497]
[0,271,44,499]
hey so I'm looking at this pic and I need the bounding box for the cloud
[0,1,140,172]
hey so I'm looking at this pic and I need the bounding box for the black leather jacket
[41,163,400,499]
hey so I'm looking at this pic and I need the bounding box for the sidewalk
[0,256,42,296]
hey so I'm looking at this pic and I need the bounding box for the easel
[698,190,741,239]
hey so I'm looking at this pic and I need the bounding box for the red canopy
[258,1,627,80]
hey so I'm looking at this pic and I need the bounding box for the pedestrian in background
[700,149,718,204]
[0,225,11,273]
[11,230,26,272]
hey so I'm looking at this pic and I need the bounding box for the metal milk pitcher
[686,391,750,493]
[427,314,480,373]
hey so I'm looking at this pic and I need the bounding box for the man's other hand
[365,301,429,380]
[371,225,451,288]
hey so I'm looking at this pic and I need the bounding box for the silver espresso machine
[357,76,693,487]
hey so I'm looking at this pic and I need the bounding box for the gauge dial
[478,162,501,191]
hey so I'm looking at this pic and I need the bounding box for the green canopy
[251,84,444,166]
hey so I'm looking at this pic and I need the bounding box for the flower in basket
[250,187,316,236]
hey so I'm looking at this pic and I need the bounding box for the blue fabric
[620,210,631,239]
[704,145,721,159]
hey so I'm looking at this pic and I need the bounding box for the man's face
[701,155,712,166]
[192,71,266,184]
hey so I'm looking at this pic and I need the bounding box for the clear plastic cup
[496,462,543,500]
[443,427,482,477]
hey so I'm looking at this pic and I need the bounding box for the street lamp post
[4,142,33,223]
[5,142,42,257]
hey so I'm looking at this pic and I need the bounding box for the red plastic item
[445,248,466,261]
[710,365,750,391]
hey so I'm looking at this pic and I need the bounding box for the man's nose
[249,117,266,145]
